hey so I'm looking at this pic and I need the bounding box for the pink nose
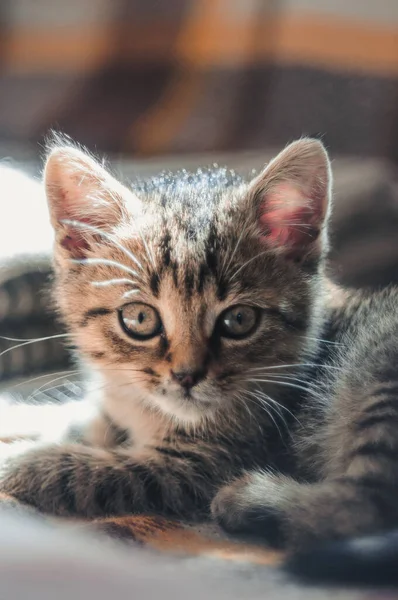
[171,370,205,389]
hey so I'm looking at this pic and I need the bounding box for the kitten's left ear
[249,138,332,261]
[44,143,140,258]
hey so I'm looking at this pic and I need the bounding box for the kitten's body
[2,137,398,583]
[1,144,317,518]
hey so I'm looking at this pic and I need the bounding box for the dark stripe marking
[155,447,210,471]
[217,276,228,301]
[132,464,164,511]
[107,331,142,356]
[197,263,209,293]
[373,385,398,398]
[90,351,106,359]
[171,261,178,288]
[81,307,112,327]
[158,332,169,358]
[150,272,160,297]
[161,232,171,267]
[350,441,398,461]
[142,367,158,376]
[363,396,398,415]
[185,270,195,297]
[355,413,398,431]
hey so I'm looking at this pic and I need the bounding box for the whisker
[91,278,138,288]
[263,373,312,387]
[61,219,144,272]
[72,258,139,279]
[28,371,84,401]
[250,387,301,425]
[135,228,157,274]
[6,369,80,392]
[222,228,246,277]
[245,378,310,394]
[298,335,342,346]
[122,289,141,299]
[229,250,269,282]
[246,362,341,372]
[0,334,70,359]
[243,390,285,440]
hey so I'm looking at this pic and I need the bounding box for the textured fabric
[0,0,397,160]
[0,509,378,600]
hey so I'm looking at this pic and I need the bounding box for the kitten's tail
[285,530,398,585]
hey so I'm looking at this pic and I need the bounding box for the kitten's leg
[0,441,229,518]
[214,378,398,549]
[211,471,397,549]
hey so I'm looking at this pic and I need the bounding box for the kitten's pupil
[138,312,145,324]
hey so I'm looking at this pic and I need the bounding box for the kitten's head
[44,137,332,425]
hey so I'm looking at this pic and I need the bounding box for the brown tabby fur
[0,136,329,521]
[5,135,398,569]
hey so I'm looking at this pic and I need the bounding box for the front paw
[211,472,289,547]
[0,443,73,515]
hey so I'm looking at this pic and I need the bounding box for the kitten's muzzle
[171,369,206,390]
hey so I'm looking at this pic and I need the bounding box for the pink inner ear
[60,231,90,257]
[259,183,320,250]
[58,217,94,258]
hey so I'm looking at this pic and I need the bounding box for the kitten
[211,150,398,582]
[0,136,328,519]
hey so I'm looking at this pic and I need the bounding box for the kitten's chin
[147,392,217,425]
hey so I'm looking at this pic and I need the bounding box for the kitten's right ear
[44,144,140,258]
[248,138,332,262]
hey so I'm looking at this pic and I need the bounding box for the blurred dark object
[0,0,397,160]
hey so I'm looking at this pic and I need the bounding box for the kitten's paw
[0,443,79,515]
[211,471,290,547]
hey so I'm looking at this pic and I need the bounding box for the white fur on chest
[98,376,170,451]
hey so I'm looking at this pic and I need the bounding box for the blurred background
[0,0,397,159]
[0,0,398,384]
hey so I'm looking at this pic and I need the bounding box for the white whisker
[122,289,141,298]
[0,334,70,359]
[246,378,310,394]
[91,278,138,288]
[229,250,269,282]
[136,228,157,273]
[261,373,312,387]
[72,258,139,278]
[244,390,285,440]
[222,228,245,277]
[61,219,144,272]
[246,362,340,372]
[298,335,342,346]
[6,369,80,392]
[252,387,301,425]
[28,371,83,401]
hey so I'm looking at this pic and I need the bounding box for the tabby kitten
[0,136,328,519]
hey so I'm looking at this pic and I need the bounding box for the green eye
[119,303,162,340]
[219,305,259,339]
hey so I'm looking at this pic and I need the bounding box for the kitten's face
[45,138,331,424]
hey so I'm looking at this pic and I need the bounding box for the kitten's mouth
[166,386,213,408]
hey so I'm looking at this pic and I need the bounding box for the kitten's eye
[119,303,162,340]
[219,305,259,339]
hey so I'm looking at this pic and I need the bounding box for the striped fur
[212,256,398,578]
[0,137,329,519]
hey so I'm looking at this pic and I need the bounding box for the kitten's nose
[171,369,205,389]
